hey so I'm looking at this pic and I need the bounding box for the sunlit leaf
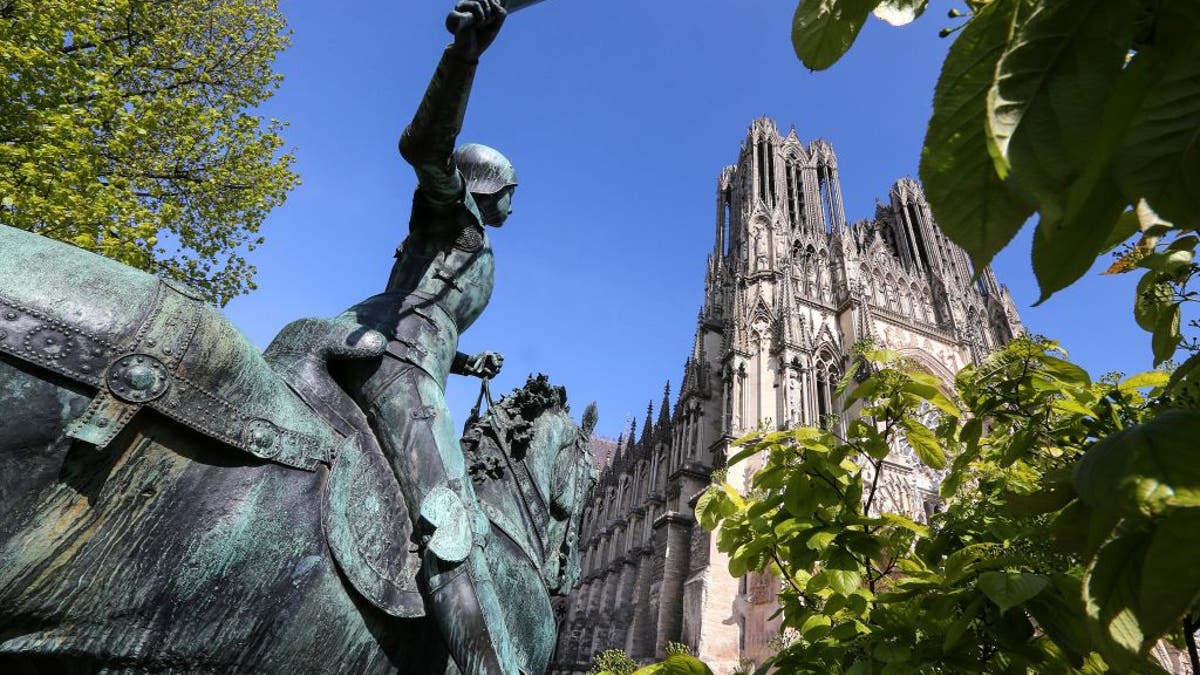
[899,418,946,470]
[872,0,926,26]
[1138,508,1200,641]
[1074,410,1200,518]
[1084,531,1148,658]
[1151,303,1182,365]
[978,572,1049,614]
[1114,0,1200,227]
[919,0,1033,272]
[791,0,879,71]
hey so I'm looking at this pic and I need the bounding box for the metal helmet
[453,143,517,195]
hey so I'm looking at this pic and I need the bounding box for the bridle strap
[463,378,494,435]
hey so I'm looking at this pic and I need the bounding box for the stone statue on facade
[0,2,594,673]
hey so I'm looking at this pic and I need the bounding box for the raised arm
[398,0,506,208]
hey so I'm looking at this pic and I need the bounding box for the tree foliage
[0,0,298,305]
[697,339,1200,673]
[791,0,1199,307]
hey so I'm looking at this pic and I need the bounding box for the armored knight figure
[339,1,523,673]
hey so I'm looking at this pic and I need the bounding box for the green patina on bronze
[0,2,590,673]
[0,226,595,671]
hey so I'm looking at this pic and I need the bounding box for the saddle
[0,225,424,618]
[0,226,340,469]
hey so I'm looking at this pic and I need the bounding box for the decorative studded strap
[0,284,340,471]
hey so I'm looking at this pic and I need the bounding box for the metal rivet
[97,419,109,428]
[146,340,156,347]
[4,312,15,320]
[80,365,91,372]
[163,347,172,355]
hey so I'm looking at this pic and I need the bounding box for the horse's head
[461,374,598,595]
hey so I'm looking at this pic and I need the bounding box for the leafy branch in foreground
[695,338,1200,673]
[791,0,1199,306]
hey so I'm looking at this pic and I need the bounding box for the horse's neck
[475,410,564,567]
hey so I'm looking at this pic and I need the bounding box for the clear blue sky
[224,0,1149,439]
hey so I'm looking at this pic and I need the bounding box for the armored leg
[355,361,521,675]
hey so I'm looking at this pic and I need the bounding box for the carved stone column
[625,545,657,659]
[652,511,694,657]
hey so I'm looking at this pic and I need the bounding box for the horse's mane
[462,374,569,481]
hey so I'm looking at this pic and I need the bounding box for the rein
[470,379,552,570]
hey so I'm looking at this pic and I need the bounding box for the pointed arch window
[813,349,842,427]
[818,163,840,233]
[785,161,798,228]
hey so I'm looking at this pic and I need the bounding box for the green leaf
[724,444,761,468]
[1025,574,1092,668]
[823,568,863,596]
[872,643,910,664]
[878,512,930,538]
[1114,0,1200,228]
[899,418,946,470]
[846,377,881,406]
[1118,370,1170,392]
[1039,355,1091,387]
[987,0,1143,301]
[695,488,728,531]
[959,417,982,449]
[944,543,1001,584]
[784,475,818,517]
[800,613,833,641]
[977,572,1049,614]
[1074,410,1200,519]
[900,379,961,418]
[872,0,926,26]
[1050,397,1095,418]
[1101,209,1141,254]
[986,0,1138,201]
[1165,352,1200,396]
[998,427,1034,468]
[1151,303,1182,366]
[919,0,1033,272]
[1135,271,1175,332]
[806,529,838,552]
[1138,508,1200,641]
[1084,530,1149,658]
[721,482,746,510]
[632,655,715,675]
[943,596,985,652]
[1030,175,1128,303]
[1004,485,1074,517]
[791,0,879,71]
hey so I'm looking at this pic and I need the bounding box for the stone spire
[656,382,672,443]
[641,402,654,448]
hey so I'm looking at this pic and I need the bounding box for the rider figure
[345,1,521,672]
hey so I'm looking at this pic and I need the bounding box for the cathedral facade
[551,118,1023,674]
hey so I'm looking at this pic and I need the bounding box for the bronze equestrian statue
[0,2,593,673]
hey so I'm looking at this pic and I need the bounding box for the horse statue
[0,223,598,673]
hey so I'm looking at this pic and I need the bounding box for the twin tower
[551,118,1023,674]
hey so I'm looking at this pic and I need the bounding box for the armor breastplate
[384,216,494,386]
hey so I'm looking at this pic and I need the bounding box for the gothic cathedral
[551,118,1024,674]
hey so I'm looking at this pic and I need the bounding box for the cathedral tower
[553,119,1023,674]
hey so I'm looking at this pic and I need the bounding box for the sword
[446,0,548,33]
